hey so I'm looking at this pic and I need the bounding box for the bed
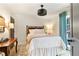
[26,25,70,56]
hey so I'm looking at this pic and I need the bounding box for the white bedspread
[28,36,70,56]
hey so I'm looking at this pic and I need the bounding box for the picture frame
[0,16,5,33]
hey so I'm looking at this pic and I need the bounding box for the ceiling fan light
[37,5,47,16]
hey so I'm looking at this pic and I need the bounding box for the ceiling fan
[37,5,47,16]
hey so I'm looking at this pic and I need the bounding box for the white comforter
[27,33,48,43]
[28,36,70,56]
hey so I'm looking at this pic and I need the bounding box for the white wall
[11,13,59,44]
[0,5,59,44]
[0,4,70,45]
[10,6,70,45]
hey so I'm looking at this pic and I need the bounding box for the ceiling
[0,3,70,15]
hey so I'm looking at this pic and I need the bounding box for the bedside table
[0,38,18,56]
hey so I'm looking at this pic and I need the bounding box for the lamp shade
[9,23,14,29]
[44,24,53,34]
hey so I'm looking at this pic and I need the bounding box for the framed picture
[0,16,5,33]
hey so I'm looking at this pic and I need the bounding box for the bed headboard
[26,25,44,36]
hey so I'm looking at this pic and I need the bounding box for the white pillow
[29,29,45,34]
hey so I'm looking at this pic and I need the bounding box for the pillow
[29,29,45,34]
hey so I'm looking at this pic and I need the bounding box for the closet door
[59,12,67,47]
[71,3,79,56]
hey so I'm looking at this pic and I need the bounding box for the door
[59,11,67,48]
[71,3,79,56]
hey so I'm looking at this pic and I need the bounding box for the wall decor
[0,16,5,32]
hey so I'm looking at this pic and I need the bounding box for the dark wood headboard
[26,25,44,36]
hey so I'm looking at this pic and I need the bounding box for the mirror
[0,16,5,32]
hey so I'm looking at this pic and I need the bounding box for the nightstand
[0,38,18,56]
